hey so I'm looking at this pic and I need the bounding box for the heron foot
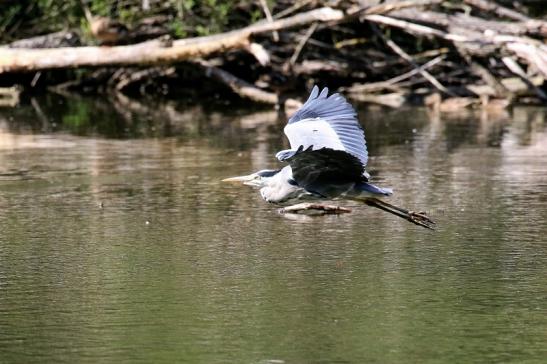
[280,202,352,215]
[408,210,436,229]
[364,198,436,230]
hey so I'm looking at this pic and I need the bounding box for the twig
[319,0,444,35]
[346,55,445,93]
[289,22,318,65]
[80,0,93,24]
[501,56,547,101]
[48,79,84,93]
[195,59,301,110]
[247,7,343,34]
[273,0,313,19]
[30,97,48,128]
[196,59,277,104]
[505,42,547,78]
[362,14,468,42]
[30,71,42,87]
[358,0,443,15]
[370,47,449,67]
[462,0,530,22]
[455,45,509,98]
[371,24,454,96]
[113,66,176,91]
[259,0,279,42]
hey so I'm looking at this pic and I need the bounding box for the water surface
[1,95,546,363]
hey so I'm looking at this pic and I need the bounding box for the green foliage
[179,0,196,13]
[169,21,187,39]
[0,4,20,30]
[170,0,236,37]
[250,8,263,23]
[62,99,91,132]
[0,0,261,43]
[0,0,83,41]
[89,0,109,17]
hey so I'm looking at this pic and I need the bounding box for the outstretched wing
[280,86,368,167]
[285,146,367,197]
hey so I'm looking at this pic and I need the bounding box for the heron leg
[364,198,435,230]
[280,202,352,214]
[370,198,433,221]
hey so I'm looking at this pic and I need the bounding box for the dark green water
[0,95,546,363]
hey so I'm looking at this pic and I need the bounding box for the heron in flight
[223,86,435,229]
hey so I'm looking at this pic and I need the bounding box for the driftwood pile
[0,0,545,109]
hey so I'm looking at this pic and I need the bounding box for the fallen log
[0,7,343,74]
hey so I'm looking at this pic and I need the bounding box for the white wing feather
[284,119,344,151]
[279,86,368,166]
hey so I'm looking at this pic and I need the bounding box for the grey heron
[223,86,435,229]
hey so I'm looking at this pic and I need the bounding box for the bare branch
[289,22,318,65]
[502,56,547,101]
[259,0,279,42]
[346,55,445,93]
[371,25,454,95]
[462,0,530,22]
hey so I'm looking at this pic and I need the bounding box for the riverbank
[1,0,546,110]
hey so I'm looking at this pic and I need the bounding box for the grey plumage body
[258,165,388,204]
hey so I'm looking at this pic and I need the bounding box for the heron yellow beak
[222,174,258,184]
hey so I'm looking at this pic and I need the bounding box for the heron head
[222,169,279,188]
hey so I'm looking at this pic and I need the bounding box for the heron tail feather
[357,182,393,196]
